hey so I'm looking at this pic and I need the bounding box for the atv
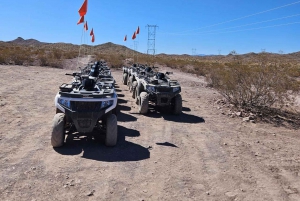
[133,71,182,114]
[51,67,118,148]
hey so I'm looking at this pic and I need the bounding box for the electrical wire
[160,1,300,34]
[180,21,300,36]
[165,13,300,36]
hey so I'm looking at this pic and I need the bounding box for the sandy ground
[0,64,300,201]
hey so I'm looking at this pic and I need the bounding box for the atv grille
[78,119,92,128]
[71,101,101,112]
[156,87,172,93]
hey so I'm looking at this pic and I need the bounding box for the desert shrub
[207,62,299,109]
[192,61,213,76]
[64,51,78,59]
[0,50,7,64]
[48,60,63,68]
[94,53,123,68]
[52,49,63,59]
[38,55,48,66]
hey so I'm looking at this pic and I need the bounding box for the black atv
[134,71,182,114]
[51,68,118,148]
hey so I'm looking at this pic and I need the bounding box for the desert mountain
[9,37,46,46]
[4,37,300,58]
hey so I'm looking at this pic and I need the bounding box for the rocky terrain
[0,61,299,200]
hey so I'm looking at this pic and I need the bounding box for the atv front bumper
[55,94,117,133]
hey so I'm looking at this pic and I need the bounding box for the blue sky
[1,0,300,55]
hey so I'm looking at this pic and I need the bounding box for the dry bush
[63,51,78,59]
[207,61,300,110]
[0,50,7,64]
[94,53,124,68]
[52,49,63,59]
[38,54,63,68]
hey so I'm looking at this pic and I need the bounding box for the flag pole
[77,23,85,68]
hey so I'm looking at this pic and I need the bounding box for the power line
[182,21,300,36]
[167,13,300,36]
[161,1,300,34]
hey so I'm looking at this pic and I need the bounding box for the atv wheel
[139,92,149,114]
[105,114,118,146]
[127,75,131,87]
[51,113,66,147]
[128,76,134,90]
[173,94,182,115]
[135,89,139,105]
[122,73,128,85]
[132,81,137,99]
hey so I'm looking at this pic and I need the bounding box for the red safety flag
[132,31,136,40]
[136,26,140,35]
[77,15,84,25]
[124,35,127,41]
[91,34,95,43]
[90,28,94,36]
[84,21,88,31]
[78,0,88,17]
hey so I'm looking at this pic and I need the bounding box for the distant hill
[3,37,300,61]
[8,37,47,46]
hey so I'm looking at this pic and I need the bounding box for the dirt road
[0,65,300,201]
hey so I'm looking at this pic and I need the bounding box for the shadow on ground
[131,106,205,123]
[118,98,128,104]
[156,142,178,148]
[53,125,150,162]
[118,105,131,112]
[118,111,136,122]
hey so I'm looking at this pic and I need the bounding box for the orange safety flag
[136,26,140,35]
[132,31,136,40]
[124,35,127,41]
[84,21,88,31]
[77,15,84,25]
[91,34,95,43]
[90,28,94,36]
[78,0,88,17]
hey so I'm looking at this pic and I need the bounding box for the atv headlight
[58,98,71,109]
[173,87,180,92]
[101,100,113,109]
[146,86,156,92]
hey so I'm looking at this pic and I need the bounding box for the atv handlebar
[65,72,81,77]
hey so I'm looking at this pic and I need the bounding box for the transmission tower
[192,48,197,56]
[146,25,158,55]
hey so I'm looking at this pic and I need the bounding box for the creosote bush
[207,57,300,110]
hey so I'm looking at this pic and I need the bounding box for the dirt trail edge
[0,65,299,201]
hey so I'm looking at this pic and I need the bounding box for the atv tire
[51,113,65,147]
[127,75,131,87]
[105,114,118,146]
[173,94,182,115]
[122,73,128,85]
[128,76,134,91]
[132,81,137,99]
[139,92,149,114]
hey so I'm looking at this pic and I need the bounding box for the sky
[1,0,300,55]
